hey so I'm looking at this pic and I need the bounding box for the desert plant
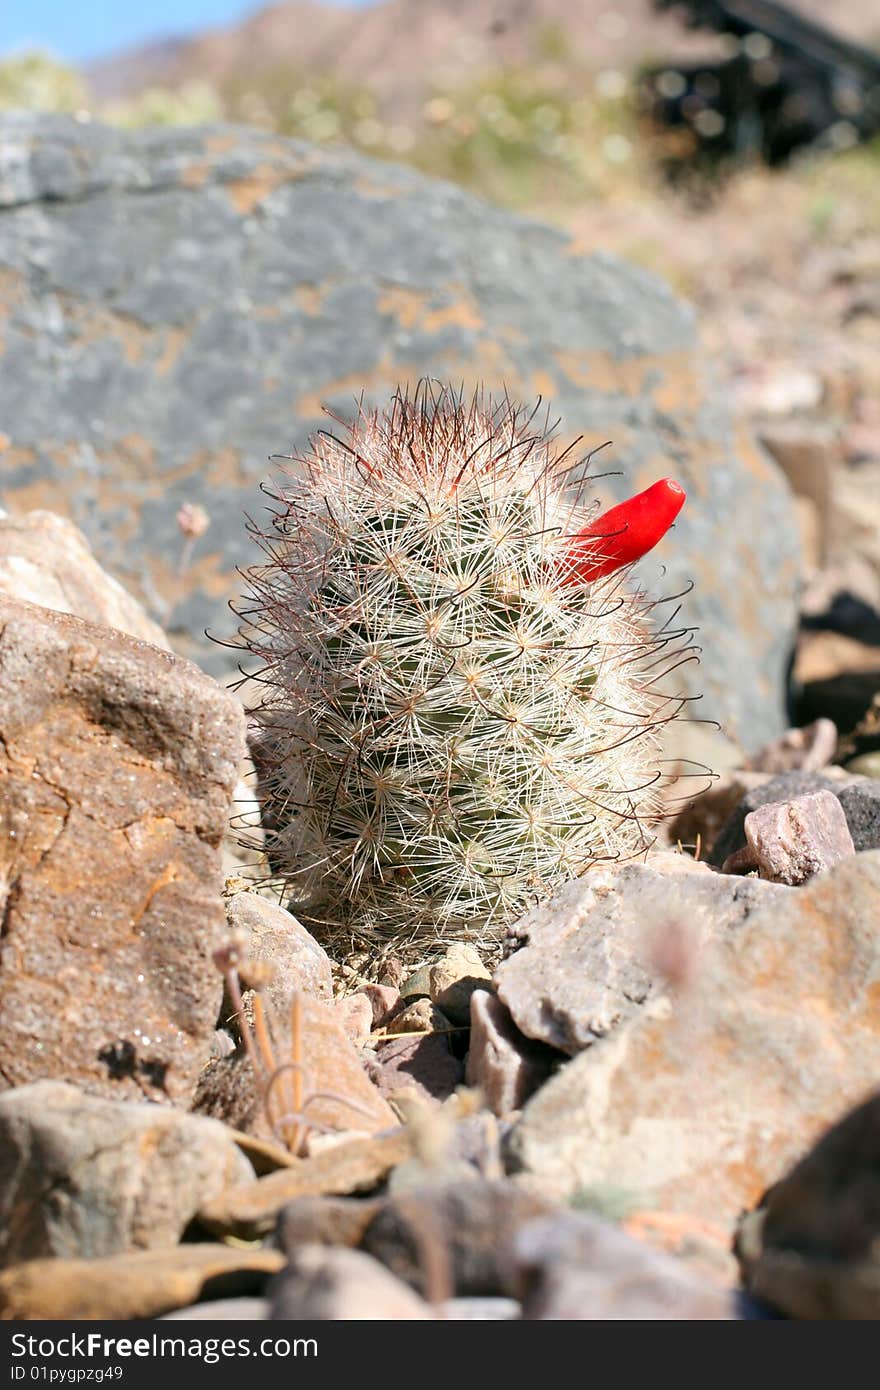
[236,381,696,953]
[213,935,374,1155]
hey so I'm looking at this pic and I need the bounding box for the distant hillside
[86,0,880,108]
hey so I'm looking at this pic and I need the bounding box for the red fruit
[563,478,686,584]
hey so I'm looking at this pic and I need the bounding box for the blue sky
[0,0,372,65]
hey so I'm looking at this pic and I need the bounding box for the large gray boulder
[0,114,800,746]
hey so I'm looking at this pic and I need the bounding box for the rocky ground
[0,499,879,1321]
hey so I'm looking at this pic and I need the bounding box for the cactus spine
[239,382,695,951]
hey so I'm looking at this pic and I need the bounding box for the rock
[270,1245,431,1320]
[400,964,433,1001]
[758,424,837,566]
[197,1129,412,1240]
[0,509,170,648]
[746,718,838,775]
[0,1245,284,1320]
[427,943,492,1027]
[210,1028,237,1059]
[495,858,788,1055]
[506,1212,739,1320]
[228,1131,297,1176]
[508,853,880,1233]
[335,993,375,1045]
[736,1091,880,1320]
[358,983,401,1026]
[0,1081,253,1267]
[370,1033,464,1106]
[0,114,800,744]
[711,770,880,867]
[468,1110,513,1168]
[622,1209,739,1286]
[162,1298,269,1320]
[0,595,245,1104]
[223,888,334,1011]
[360,1178,555,1298]
[465,991,560,1117]
[729,790,855,885]
[829,460,880,590]
[385,998,451,1036]
[378,959,406,989]
[277,1196,384,1252]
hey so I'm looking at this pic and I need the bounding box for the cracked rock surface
[0,594,246,1103]
[495,854,789,1055]
[508,852,880,1231]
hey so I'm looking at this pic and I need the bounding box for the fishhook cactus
[236,382,696,951]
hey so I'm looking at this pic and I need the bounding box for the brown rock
[228,1131,297,1175]
[223,889,334,1013]
[736,1090,880,1319]
[335,993,375,1045]
[742,790,855,884]
[194,993,395,1148]
[371,1033,464,1106]
[465,991,559,1118]
[509,852,880,1234]
[385,998,451,1036]
[0,596,246,1104]
[277,1195,384,1252]
[0,1081,253,1267]
[0,1246,284,1320]
[358,983,401,1026]
[198,1129,412,1240]
[0,509,169,648]
[269,1245,430,1320]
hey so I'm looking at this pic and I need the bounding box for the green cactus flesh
[240,384,694,946]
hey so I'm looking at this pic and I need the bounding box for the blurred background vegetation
[1,20,876,227]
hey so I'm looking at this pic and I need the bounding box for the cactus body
[239,384,695,949]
